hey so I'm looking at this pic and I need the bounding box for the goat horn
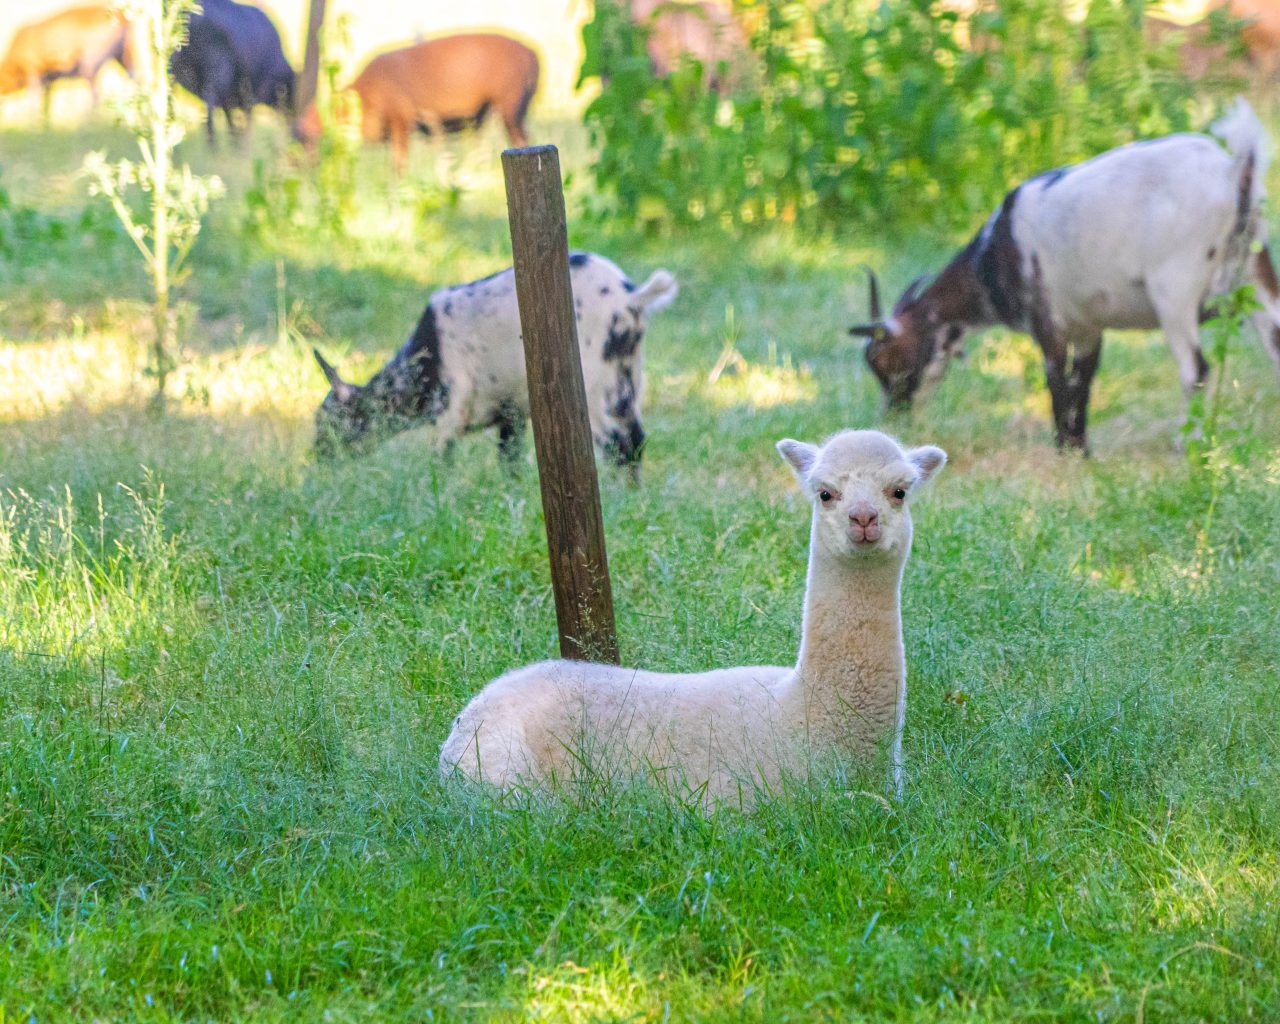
[313,348,355,400]
[901,274,929,307]
[848,323,881,338]
[862,265,882,321]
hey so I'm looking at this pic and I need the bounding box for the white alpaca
[439,429,947,806]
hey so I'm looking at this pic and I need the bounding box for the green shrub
[580,0,1221,234]
[0,170,120,259]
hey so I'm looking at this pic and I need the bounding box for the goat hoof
[1055,434,1089,456]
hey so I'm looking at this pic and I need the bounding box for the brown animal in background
[1144,15,1231,80]
[1229,0,1280,77]
[298,33,539,172]
[1142,2,1280,82]
[630,0,754,92]
[0,5,134,118]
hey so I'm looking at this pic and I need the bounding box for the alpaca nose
[849,503,878,528]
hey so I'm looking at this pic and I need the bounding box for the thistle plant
[83,0,224,408]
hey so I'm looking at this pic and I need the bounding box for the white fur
[439,429,947,808]
[986,99,1277,391]
[428,253,677,452]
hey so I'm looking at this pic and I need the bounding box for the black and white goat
[313,252,678,467]
[851,99,1280,450]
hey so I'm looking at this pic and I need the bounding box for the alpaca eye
[818,490,833,504]
[892,488,907,501]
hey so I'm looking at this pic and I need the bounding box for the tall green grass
[1,113,1279,1021]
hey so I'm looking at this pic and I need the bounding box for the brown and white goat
[851,100,1280,451]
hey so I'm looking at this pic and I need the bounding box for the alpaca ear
[907,445,947,484]
[776,439,818,482]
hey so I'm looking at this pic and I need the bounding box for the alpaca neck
[792,523,908,754]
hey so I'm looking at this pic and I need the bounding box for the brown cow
[298,33,539,172]
[0,5,134,118]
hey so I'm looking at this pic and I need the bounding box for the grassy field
[2,111,1279,1022]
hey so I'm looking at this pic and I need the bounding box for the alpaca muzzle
[848,503,880,544]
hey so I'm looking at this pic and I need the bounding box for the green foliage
[243,13,360,243]
[1182,284,1266,578]
[0,174,69,254]
[0,169,121,259]
[241,130,359,244]
[1184,283,1263,465]
[581,0,1213,233]
[82,0,224,404]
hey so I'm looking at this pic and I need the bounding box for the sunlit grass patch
[677,358,820,413]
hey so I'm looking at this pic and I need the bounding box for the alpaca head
[777,430,946,562]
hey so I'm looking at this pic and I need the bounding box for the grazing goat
[440,429,947,808]
[297,34,539,172]
[313,253,677,470]
[170,0,295,143]
[851,99,1280,451]
[0,6,134,116]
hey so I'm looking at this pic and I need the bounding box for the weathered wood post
[502,145,620,665]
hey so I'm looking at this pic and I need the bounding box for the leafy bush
[242,15,360,244]
[83,0,224,406]
[0,177,70,255]
[580,0,1220,233]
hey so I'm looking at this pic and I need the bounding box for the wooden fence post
[502,145,620,665]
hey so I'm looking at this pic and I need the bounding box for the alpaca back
[440,659,795,796]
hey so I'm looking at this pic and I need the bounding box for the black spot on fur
[1195,348,1210,384]
[603,366,645,467]
[1236,153,1255,237]
[1255,246,1280,298]
[602,313,642,360]
[610,365,637,419]
[371,303,449,421]
[568,252,590,268]
[1207,246,1217,260]
[495,399,525,465]
[1035,167,1070,190]
[973,187,1028,328]
[600,286,610,295]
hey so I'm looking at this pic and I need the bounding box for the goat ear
[313,348,355,402]
[907,445,947,485]
[776,439,818,483]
